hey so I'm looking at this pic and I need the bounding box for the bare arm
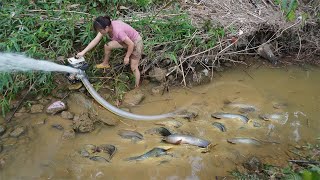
[77,32,103,56]
[123,37,134,59]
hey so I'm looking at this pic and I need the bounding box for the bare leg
[130,57,140,88]
[100,41,123,66]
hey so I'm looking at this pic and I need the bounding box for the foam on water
[0,52,78,73]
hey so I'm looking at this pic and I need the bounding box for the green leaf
[166,52,178,65]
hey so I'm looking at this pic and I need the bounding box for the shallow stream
[0,64,319,179]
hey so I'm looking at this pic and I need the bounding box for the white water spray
[0,52,78,73]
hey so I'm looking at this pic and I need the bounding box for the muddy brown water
[0,64,319,179]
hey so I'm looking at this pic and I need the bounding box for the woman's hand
[76,51,85,58]
[124,56,130,65]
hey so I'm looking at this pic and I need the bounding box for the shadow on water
[0,63,320,179]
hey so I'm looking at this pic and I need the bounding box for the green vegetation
[0,0,225,116]
[231,142,320,180]
[274,0,298,21]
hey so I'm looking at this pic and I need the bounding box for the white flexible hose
[77,71,180,121]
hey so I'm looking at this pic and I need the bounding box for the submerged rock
[10,126,26,138]
[0,125,6,136]
[243,156,263,172]
[68,93,94,110]
[72,113,95,133]
[62,128,76,140]
[46,101,67,114]
[154,120,183,128]
[33,119,46,126]
[61,111,74,120]
[79,144,117,162]
[30,104,44,113]
[145,127,172,136]
[151,85,165,95]
[123,89,145,106]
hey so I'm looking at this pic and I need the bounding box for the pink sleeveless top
[111,20,140,42]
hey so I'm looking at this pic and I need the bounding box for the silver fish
[227,137,261,146]
[118,129,144,141]
[259,112,288,125]
[211,112,249,123]
[163,134,211,148]
[125,147,169,161]
[224,102,258,112]
[212,122,227,132]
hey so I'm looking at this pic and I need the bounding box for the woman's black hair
[93,16,111,31]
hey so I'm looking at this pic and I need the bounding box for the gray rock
[62,128,75,140]
[30,104,44,113]
[0,125,6,136]
[14,113,26,117]
[61,111,74,120]
[123,89,145,106]
[151,85,165,95]
[53,90,68,99]
[68,93,93,111]
[191,71,211,85]
[17,106,29,113]
[10,126,26,137]
[94,115,119,126]
[258,43,278,65]
[46,101,67,114]
[33,119,46,126]
[38,97,51,105]
[2,138,17,149]
[72,113,95,133]
[149,67,167,82]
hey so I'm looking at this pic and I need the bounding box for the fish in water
[96,144,117,160]
[227,137,261,146]
[212,122,227,132]
[224,101,258,113]
[259,112,288,125]
[125,147,169,161]
[145,127,172,136]
[163,134,211,148]
[118,129,144,141]
[211,112,249,123]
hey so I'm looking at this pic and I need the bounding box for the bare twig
[297,31,302,60]
[288,160,320,165]
[178,30,199,86]
[6,81,36,122]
